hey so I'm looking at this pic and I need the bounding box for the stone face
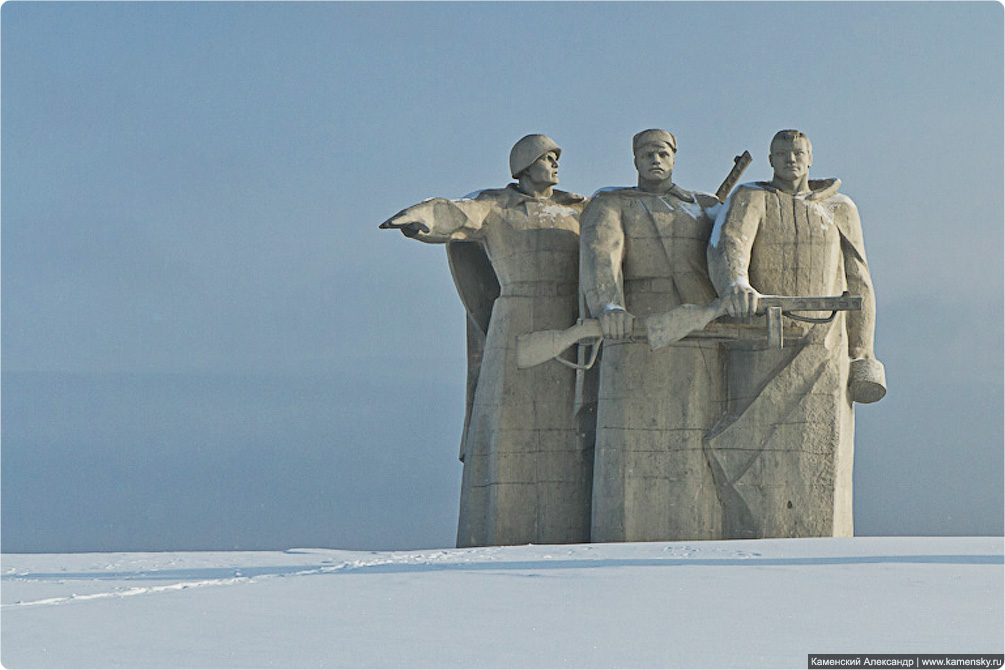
[706,129,886,539]
[579,131,726,542]
[380,137,594,547]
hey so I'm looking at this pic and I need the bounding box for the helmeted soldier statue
[381,134,595,547]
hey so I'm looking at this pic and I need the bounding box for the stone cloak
[706,179,878,538]
[391,185,595,546]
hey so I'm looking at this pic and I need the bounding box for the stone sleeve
[579,195,626,317]
[707,186,765,296]
[832,195,877,360]
[386,197,493,244]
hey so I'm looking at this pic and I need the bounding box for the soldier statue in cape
[707,129,886,538]
[381,134,596,547]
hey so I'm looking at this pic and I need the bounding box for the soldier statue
[381,135,595,547]
[707,129,886,538]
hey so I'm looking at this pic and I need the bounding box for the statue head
[632,129,677,187]
[510,134,562,179]
[769,130,813,188]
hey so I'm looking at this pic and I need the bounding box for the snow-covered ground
[2,536,1002,669]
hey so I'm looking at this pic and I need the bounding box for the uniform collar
[755,178,841,200]
[505,182,583,205]
[636,182,696,203]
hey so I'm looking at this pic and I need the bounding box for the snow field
[2,536,1002,669]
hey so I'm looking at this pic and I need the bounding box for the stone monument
[380,134,595,547]
[579,129,727,542]
[381,127,886,547]
[706,129,886,538]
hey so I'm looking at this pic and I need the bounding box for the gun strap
[557,339,601,371]
[784,310,839,324]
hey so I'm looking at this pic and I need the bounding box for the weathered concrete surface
[707,129,886,539]
[382,128,887,546]
[381,135,593,547]
[580,129,725,542]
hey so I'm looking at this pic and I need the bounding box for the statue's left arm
[832,196,876,360]
[833,195,887,403]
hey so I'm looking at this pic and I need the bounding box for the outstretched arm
[379,197,493,243]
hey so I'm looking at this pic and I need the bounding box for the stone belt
[624,277,680,294]
[499,282,578,297]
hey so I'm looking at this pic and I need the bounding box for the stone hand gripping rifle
[516,292,863,369]
[517,150,759,370]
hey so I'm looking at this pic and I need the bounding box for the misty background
[2,2,1002,552]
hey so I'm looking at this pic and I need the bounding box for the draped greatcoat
[386,184,594,547]
[706,179,879,538]
[579,184,726,542]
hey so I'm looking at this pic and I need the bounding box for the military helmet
[509,134,561,179]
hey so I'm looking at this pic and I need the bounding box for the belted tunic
[395,184,593,547]
[707,179,879,538]
[580,185,725,542]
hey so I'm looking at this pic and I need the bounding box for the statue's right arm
[707,187,765,317]
[378,197,492,244]
[579,195,626,318]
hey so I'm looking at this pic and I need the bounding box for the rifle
[714,151,752,203]
[515,292,862,369]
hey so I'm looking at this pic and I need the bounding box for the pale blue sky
[2,2,1002,551]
